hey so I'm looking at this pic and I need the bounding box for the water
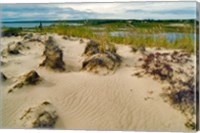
[95,31,195,42]
[1,22,83,28]
[89,27,105,31]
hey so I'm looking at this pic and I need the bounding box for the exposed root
[24,33,43,43]
[80,39,84,44]
[8,70,41,93]
[82,40,121,74]
[19,101,58,128]
[0,61,6,66]
[62,36,69,40]
[83,40,100,56]
[131,45,146,54]
[1,72,7,81]
[82,52,121,74]
[23,33,33,40]
[40,36,65,71]
[1,41,29,56]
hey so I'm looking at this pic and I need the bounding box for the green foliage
[171,35,194,53]
[41,25,94,39]
[25,20,195,53]
[2,28,23,37]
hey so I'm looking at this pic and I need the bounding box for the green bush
[2,28,23,37]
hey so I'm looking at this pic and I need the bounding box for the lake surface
[95,31,195,42]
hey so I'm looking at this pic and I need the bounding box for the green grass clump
[31,23,195,53]
[40,25,95,39]
[170,35,192,52]
[2,28,23,37]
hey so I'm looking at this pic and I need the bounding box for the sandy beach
[0,33,196,131]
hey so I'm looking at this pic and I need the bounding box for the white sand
[1,34,194,131]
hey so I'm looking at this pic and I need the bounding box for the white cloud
[2,1,197,21]
[55,2,195,13]
[55,3,120,14]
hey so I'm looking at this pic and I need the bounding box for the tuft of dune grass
[33,24,195,53]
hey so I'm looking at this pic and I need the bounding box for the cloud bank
[1,2,197,21]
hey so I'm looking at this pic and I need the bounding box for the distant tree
[39,21,43,30]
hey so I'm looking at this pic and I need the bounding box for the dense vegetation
[2,19,197,53]
[2,27,23,37]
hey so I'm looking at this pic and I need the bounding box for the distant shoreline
[2,18,196,24]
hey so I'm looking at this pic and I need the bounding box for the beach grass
[2,27,24,36]
[37,24,195,53]
[2,20,195,53]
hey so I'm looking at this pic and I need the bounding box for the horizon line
[2,18,196,23]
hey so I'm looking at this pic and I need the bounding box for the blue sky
[1,2,197,21]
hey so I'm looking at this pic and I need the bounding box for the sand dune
[1,33,195,131]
